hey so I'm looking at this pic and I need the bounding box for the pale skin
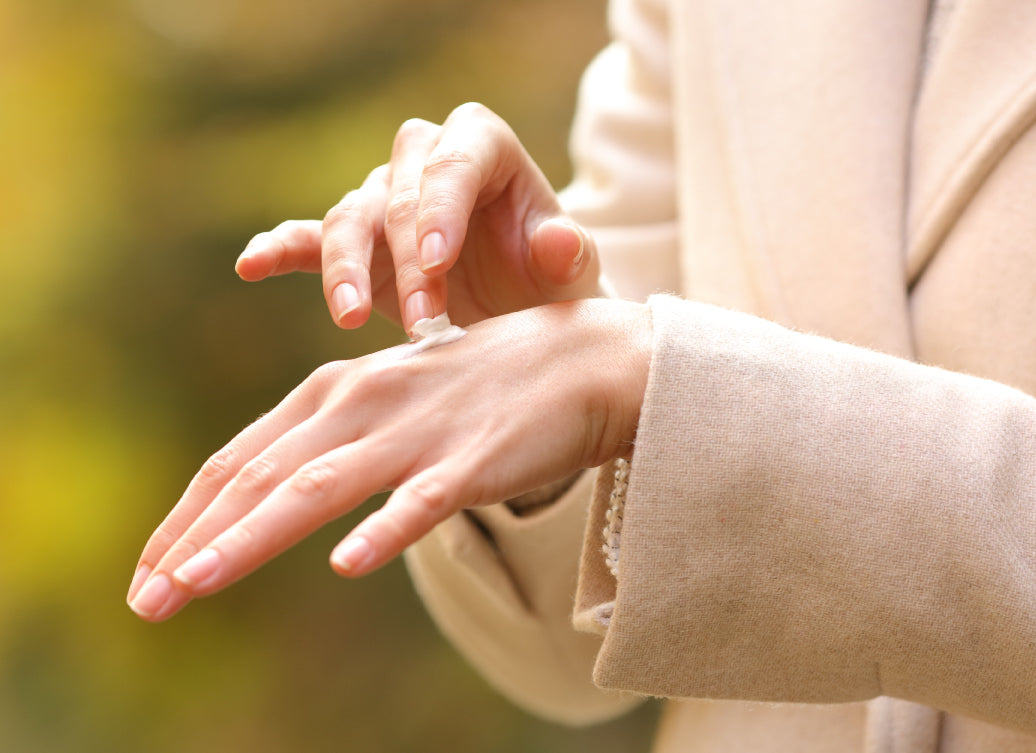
[127,103,652,621]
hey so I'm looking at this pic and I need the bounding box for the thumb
[529,218,600,301]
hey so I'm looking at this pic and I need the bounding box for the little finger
[330,463,473,578]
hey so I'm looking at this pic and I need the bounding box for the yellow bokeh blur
[0,0,660,751]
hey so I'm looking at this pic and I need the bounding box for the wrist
[573,298,652,467]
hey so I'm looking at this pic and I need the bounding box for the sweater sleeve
[402,0,677,725]
[575,294,1036,734]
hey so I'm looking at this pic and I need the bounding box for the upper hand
[233,103,600,335]
[126,299,649,622]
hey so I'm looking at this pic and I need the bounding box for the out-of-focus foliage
[0,0,659,750]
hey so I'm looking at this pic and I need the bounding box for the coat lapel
[669,0,928,357]
[908,0,1036,284]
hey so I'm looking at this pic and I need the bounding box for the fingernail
[129,573,173,618]
[127,563,151,604]
[404,290,433,330]
[571,226,585,267]
[420,232,448,272]
[332,536,372,574]
[331,282,361,322]
[173,548,222,589]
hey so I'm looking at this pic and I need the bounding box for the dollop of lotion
[407,313,467,355]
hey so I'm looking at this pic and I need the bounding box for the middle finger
[383,118,446,333]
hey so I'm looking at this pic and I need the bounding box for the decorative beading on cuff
[601,458,630,578]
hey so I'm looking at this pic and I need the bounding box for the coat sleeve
[575,294,1036,734]
[402,0,677,726]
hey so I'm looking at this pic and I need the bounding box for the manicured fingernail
[571,226,585,267]
[420,232,448,272]
[332,536,372,574]
[173,548,222,589]
[127,563,151,604]
[404,291,433,331]
[129,573,173,618]
[331,282,361,322]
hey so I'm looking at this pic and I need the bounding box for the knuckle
[288,461,337,499]
[247,229,273,248]
[145,521,181,557]
[272,219,314,247]
[322,258,369,295]
[308,360,349,391]
[404,474,451,519]
[448,102,509,140]
[194,444,240,492]
[448,101,492,123]
[323,358,411,414]
[376,508,410,552]
[222,521,257,553]
[383,188,421,229]
[166,538,201,566]
[323,193,365,228]
[393,118,436,151]
[423,149,481,184]
[370,476,453,555]
[271,219,300,236]
[235,455,279,495]
[366,163,391,186]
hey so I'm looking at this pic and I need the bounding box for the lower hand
[127,299,650,621]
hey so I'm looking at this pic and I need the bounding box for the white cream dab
[407,312,467,355]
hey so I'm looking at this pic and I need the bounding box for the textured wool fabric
[404,0,1036,750]
[577,295,1036,730]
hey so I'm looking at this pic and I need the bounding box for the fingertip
[128,572,174,620]
[147,589,193,622]
[236,237,274,281]
[403,290,434,335]
[330,282,364,328]
[235,254,265,282]
[172,548,223,592]
[330,535,374,578]
[531,219,590,288]
[126,563,151,604]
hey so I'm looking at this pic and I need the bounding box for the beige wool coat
[405,0,1036,750]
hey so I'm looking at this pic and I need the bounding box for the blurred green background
[0,0,659,750]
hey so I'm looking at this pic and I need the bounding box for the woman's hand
[126,299,650,622]
[234,103,600,335]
